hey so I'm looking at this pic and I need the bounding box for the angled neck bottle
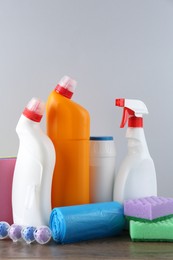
[12,98,55,226]
[46,76,90,207]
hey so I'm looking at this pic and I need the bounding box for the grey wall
[0,0,173,197]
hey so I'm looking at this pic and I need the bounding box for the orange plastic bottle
[46,76,90,208]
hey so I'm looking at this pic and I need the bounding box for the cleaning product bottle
[113,98,157,204]
[46,76,90,208]
[89,136,116,202]
[12,98,55,226]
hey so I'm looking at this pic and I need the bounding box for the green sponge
[130,217,173,241]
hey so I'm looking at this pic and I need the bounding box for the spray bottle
[113,98,157,204]
[12,98,55,226]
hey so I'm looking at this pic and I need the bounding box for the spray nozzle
[115,98,148,128]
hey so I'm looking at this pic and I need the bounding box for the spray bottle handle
[120,108,134,128]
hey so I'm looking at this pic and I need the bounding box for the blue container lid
[90,136,113,141]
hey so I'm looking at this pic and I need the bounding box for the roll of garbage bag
[49,201,125,244]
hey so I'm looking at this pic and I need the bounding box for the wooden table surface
[0,230,173,259]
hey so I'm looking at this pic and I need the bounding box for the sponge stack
[124,196,173,241]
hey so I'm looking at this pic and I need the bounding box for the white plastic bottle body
[90,137,116,202]
[12,115,55,226]
[113,128,157,204]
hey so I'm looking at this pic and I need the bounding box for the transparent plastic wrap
[49,201,125,244]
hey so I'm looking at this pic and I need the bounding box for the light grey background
[0,0,172,197]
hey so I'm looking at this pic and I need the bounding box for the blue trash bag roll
[49,201,125,244]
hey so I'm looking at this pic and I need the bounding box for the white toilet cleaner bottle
[113,98,157,204]
[12,98,55,226]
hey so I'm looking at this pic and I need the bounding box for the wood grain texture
[0,231,173,259]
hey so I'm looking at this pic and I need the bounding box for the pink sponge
[124,196,173,220]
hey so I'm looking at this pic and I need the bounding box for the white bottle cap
[26,98,45,116]
[55,76,77,99]
[58,75,77,93]
[23,98,45,122]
